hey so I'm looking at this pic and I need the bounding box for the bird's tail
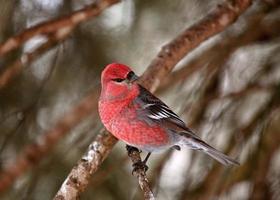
[178,135,239,166]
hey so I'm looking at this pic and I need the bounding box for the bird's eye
[112,78,125,83]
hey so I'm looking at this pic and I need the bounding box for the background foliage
[0,0,280,199]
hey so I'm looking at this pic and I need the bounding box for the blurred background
[0,0,280,199]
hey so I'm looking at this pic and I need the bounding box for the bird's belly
[110,115,171,152]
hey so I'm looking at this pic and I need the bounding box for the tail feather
[204,146,239,166]
[178,135,239,166]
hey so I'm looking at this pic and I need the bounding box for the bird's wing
[134,85,198,137]
[134,85,239,165]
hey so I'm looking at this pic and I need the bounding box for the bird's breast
[99,99,173,151]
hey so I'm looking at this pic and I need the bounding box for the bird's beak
[129,74,139,83]
[126,71,139,83]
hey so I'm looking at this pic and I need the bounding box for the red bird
[99,63,239,166]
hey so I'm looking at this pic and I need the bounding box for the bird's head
[100,63,139,101]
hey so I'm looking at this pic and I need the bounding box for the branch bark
[126,146,155,200]
[53,131,117,200]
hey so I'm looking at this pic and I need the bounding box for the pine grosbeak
[99,63,239,166]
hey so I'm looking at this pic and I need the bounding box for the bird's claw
[132,161,149,175]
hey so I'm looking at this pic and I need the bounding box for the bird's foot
[126,145,140,154]
[126,145,150,175]
[132,161,149,175]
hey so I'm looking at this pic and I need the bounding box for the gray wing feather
[135,85,193,133]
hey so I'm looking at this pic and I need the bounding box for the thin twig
[126,146,155,200]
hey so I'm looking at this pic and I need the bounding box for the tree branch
[0,36,59,89]
[0,0,120,89]
[0,0,120,57]
[158,14,280,92]
[126,146,155,200]
[53,130,117,200]
[139,0,252,91]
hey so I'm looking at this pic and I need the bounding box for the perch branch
[126,146,155,200]
[53,131,117,200]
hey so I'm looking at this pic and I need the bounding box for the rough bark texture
[53,131,117,200]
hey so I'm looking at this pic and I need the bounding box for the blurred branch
[0,0,120,89]
[0,35,59,89]
[140,0,252,91]
[182,84,280,200]
[159,12,280,92]
[248,113,280,200]
[0,0,120,57]
[218,84,275,99]
[0,48,60,164]
[0,91,99,193]
[214,108,280,199]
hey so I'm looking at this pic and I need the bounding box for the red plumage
[99,63,239,165]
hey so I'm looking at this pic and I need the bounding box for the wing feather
[134,85,196,136]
